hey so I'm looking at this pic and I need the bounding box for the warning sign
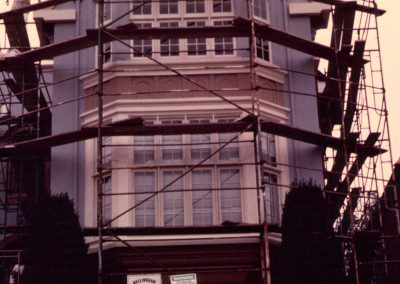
[170,273,197,284]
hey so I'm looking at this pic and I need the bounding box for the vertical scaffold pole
[97,0,104,283]
[246,0,271,282]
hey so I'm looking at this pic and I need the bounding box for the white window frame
[159,21,181,57]
[186,0,206,14]
[256,37,271,62]
[253,0,269,23]
[186,20,208,57]
[132,0,153,15]
[218,167,244,223]
[213,20,236,57]
[190,168,215,226]
[132,171,157,227]
[263,171,280,224]
[159,0,179,15]
[131,22,153,58]
[212,0,232,13]
[161,169,186,226]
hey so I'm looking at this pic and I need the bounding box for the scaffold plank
[312,0,385,16]
[0,0,75,19]
[344,40,366,134]
[0,120,384,158]
[328,132,380,223]
[83,224,265,237]
[324,132,359,192]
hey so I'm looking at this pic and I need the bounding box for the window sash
[220,168,242,222]
[102,176,112,225]
[163,170,185,226]
[132,0,152,15]
[186,0,205,13]
[134,172,156,227]
[192,169,213,225]
[213,0,232,13]
[263,172,279,223]
[133,23,152,57]
[160,0,178,14]
[214,21,234,55]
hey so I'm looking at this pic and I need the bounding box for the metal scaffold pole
[97,0,105,283]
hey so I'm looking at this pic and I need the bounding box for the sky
[0,0,399,162]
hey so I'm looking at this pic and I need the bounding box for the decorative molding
[80,58,287,89]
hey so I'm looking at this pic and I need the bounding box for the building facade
[32,0,330,281]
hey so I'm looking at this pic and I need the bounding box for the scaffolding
[0,0,398,283]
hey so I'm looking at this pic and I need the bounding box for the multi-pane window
[261,132,276,166]
[160,22,180,56]
[132,0,152,15]
[218,119,239,162]
[102,136,112,167]
[160,0,178,14]
[162,120,183,163]
[214,21,234,55]
[192,169,213,225]
[134,172,156,226]
[102,176,112,225]
[213,0,232,12]
[190,119,211,160]
[253,0,268,20]
[220,168,242,222]
[256,38,270,61]
[186,0,205,13]
[187,21,207,56]
[263,172,279,223]
[134,135,154,164]
[133,23,152,57]
[163,170,184,226]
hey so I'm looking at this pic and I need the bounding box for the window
[102,176,112,225]
[263,172,279,223]
[103,42,111,63]
[162,120,183,163]
[132,0,152,15]
[160,0,178,14]
[190,119,211,160]
[133,23,153,58]
[213,0,232,12]
[253,0,268,20]
[104,1,111,22]
[261,132,276,166]
[163,170,184,226]
[102,136,112,167]
[220,168,242,222]
[218,119,239,162]
[160,22,180,56]
[187,21,207,56]
[134,172,156,226]
[192,169,213,225]
[256,38,270,61]
[214,21,234,55]
[186,0,205,13]
[134,135,154,164]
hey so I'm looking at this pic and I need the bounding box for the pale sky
[0,0,399,161]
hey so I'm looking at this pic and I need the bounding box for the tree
[279,181,345,283]
[22,193,93,283]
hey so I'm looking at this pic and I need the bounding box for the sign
[127,274,162,284]
[170,273,197,284]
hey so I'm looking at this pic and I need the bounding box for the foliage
[22,193,92,283]
[279,181,345,283]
